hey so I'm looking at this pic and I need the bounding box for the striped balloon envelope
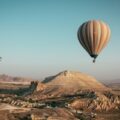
[77,20,111,63]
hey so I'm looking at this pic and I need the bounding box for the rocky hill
[42,70,110,90]
[35,71,110,98]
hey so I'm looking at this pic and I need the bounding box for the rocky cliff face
[36,82,47,91]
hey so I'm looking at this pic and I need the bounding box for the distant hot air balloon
[77,20,111,63]
[0,57,2,61]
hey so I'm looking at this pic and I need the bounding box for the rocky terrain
[0,71,120,120]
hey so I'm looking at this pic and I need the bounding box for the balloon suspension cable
[93,58,96,63]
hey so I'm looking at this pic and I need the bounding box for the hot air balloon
[77,20,111,63]
[0,57,2,61]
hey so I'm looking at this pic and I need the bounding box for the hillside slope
[42,70,110,91]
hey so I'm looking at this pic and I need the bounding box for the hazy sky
[0,0,120,81]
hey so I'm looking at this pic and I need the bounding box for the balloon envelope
[77,20,111,62]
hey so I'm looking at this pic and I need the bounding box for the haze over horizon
[0,0,120,82]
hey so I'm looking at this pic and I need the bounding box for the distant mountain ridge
[107,83,120,91]
[103,79,120,84]
[0,74,33,83]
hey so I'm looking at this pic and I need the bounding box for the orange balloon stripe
[98,25,111,54]
[97,22,109,54]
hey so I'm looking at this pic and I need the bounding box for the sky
[0,0,120,82]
